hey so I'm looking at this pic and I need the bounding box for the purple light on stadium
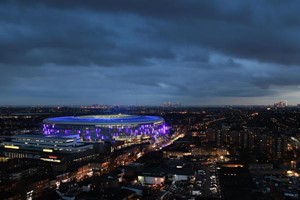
[42,114,168,143]
[86,135,91,140]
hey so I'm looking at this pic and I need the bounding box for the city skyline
[1,1,300,105]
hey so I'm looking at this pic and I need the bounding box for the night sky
[1,0,300,105]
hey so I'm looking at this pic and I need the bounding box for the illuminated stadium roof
[43,114,164,126]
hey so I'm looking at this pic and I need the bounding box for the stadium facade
[42,114,167,145]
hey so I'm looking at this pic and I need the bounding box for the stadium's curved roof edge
[43,114,164,126]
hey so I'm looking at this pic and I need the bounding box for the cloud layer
[1,0,300,105]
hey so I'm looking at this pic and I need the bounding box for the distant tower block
[274,100,287,108]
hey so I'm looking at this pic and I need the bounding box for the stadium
[42,114,167,144]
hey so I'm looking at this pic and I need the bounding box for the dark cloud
[0,0,300,105]
[0,4,174,67]
[5,0,299,66]
[252,67,300,89]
